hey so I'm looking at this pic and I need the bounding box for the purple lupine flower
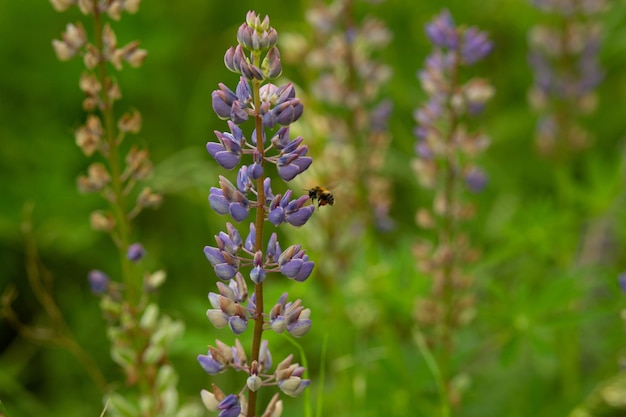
[269,295,312,337]
[244,223,256,252]
[237,166,252,193]
[212,83,238,120]
[204,245,239,281]
[209,176,249,222]
[274,354,311,397]
[88,269,110,294]
[268,191,315,227]
[206,290,249,334]
[127,242,145,262]
[266,232,281,263]
[278,245,314,282]
[201,11,314,408]
[217,394,241,417]
[250,251,266,284]
[528,0,606,155]
[461,27,493,64]
[425,9,458,49]
[277,149,312,181]
[207,122,244,170]
[278,376,311,398]
[198,349,226,375]
[465,167,488,192]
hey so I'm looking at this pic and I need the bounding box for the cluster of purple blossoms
[200,11,314,416]
[412,11,493,404]
[528,0,608,155]
[414,9,493,194]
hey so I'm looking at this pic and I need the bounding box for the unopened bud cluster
[52,2,161,236]
[412,9,493,335]
[199,11,314,416]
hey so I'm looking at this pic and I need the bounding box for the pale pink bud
[89,210,114,232]
[75,115,103,156]
[124,0,141,14]
[108,81,122,101]
[83,44,100,70]
[118,110,142,133]
[52,40,74,61]
[137,187,162,209]
[109,49,124,70]
[87,162,111,188]
[50,0,75,12]
[126,48,147,67]
[107,1,123,20]
[77,0,94,14]
[79,72,101,96]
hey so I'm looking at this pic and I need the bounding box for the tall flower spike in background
[412,9,493,411]
[200,11,315,417]
[51,1,200,416]
[281,0,394,285]
[528,0,608,158]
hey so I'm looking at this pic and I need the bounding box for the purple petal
[228,315,248,335]
[236,77,252,102]
[250,266,266,284]
[215,263,237,281]
[282,136,304,154]
[207,142,224,158]
[198,354,224,374]
[218,394,241,417]
[294,261,314,282]
[245,223,256,252]
[286,206,315,227]
[280,259,303,279]
[212,92,233,119]
[209,189,229,215]
[268,207,286,226]
[287,319,312,337]
[204,246,226,267]
[248,162,263,179]
[293,157,312,173]
[277,164,299,181]
[231,103,249,124]
[214,151,241,170]
[229,203,249,222]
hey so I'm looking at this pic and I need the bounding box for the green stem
[437,54,461,398]
[248,59,266,416]
[92,3,135,304]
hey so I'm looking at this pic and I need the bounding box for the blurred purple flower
[619,272,626,294]
[88,269,110,294]
[425,9,458,49]
[465,167,488,192]
[127,242,145,262]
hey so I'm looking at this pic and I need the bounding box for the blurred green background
[2,1,626,416]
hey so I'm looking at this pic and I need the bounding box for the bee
[307,186,334,208]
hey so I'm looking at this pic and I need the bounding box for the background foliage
[2,1,626,416]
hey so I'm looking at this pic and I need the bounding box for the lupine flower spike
[200,11,315,417]
[412,8,493,408]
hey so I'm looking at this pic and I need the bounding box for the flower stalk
[412,9,494,410]
[201,11,316,417]
[51,2,198,415]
